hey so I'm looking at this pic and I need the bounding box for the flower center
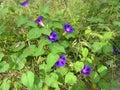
[25,4,29,8]
[49,35,54,39]
[83,69,87,73]
[58,58,63,62]
[38,21,44,26]
[66,28,70,32]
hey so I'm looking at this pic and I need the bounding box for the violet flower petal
[20,0,29,8]
[63,24,74,34]
[35,16,44,26]
[81,65,91,75]
[47,31,58,42]
[55,55,66,67]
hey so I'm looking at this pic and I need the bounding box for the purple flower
[35,16,44,26]
[47,31,58,42]
[113,49,119,55]
[81,65,91,75]
[20,0,29,8]
[55,55,66,67]
[63,24,74,34]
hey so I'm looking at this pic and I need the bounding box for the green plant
[0,0,120,90]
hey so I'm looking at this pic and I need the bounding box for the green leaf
[27,28,41,40]
[39,63,50,73]
[103,32,112,40]
[21,71,34,89]
[0,61,9,73]
[53,22,63,29]
[92,42,102,52]
[98,80,110,90]
[86,58,93,64]
[49,43,66,54]
[92,42,112,54]
[110,80,119,88]
[55,67,69,76]
[82,48,88,58]
[42,85,49,90]
[0,24,5,35]
[98,24,109,29]
[25,21,38,28]
[97,65,107,77]
[46,73,60,89]
[65,33,75,39]
[50,73,59,80]
[9,54,26,70]
[16,16,28,27]
[38,38,51,47]
[46,53,59,69]
[0,7,9,15]
[85,29,91,35]
[33,45,45,56]
[92,42,105,53]
[102,43,113,54]
[9,42,25,52]
[74,61,84,72]
[0,78,11,90]
[113,21,120,27]
[14,81,22,90]
[65,72,77,84]
[69,81,86,90]
[90,71,100,83]
[0,52,4,61]
[59,40,69,48]
[34,38,51,56]
[45,75,59,88]
[32,76,43,90]
[22,45,37,57]
[40,28,51,35]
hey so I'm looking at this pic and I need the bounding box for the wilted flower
[63,24,74,34]
[35,16,44,26]
[55,55,66,67]
[20,0,29,8]
[81,65,91,75]
[47,31,58,42]
[113,49,119,55]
